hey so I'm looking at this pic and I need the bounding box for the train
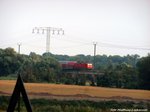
[59,61,93,70]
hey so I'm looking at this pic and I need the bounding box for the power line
[32,27,64,53]
[56,35,150,51]
[97,42,150,51]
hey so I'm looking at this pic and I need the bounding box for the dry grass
[0,80,150,101]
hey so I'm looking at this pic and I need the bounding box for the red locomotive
[59,61,93,70]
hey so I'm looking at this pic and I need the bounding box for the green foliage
[97,63,139,89]
[0,47,149,90]
[20,52,61,83]
[0,48,61,83]
[0,96,149,112]
[0,96,9,110]
[137,55,150,89]
[0,48,20,76]
[0,74,17,80]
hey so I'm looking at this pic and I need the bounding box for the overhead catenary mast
[32,27,64,52]
[17,43,22,54]
[93,42,97,69]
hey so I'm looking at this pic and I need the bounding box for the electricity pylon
[32,27,64,52]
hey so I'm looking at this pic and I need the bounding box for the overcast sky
[0,0,150,56]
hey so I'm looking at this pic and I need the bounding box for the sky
[0,0,150,56]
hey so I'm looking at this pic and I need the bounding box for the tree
[0,48,21,76]
[137,55,150,90]
[21,53,61,83]
[34,56,61,82]
[97,63,139,89]
[21,57,37,82]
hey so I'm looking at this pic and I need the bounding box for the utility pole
[32,27,64,53]
[17,43,21,54]
[93,42,97,69]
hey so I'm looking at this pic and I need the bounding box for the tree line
[0,47,149,90]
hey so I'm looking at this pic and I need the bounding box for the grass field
[0,80,150,102]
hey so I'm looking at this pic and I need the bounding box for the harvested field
[0,80,150,102]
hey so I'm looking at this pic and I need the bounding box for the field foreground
[0,80,150,102]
